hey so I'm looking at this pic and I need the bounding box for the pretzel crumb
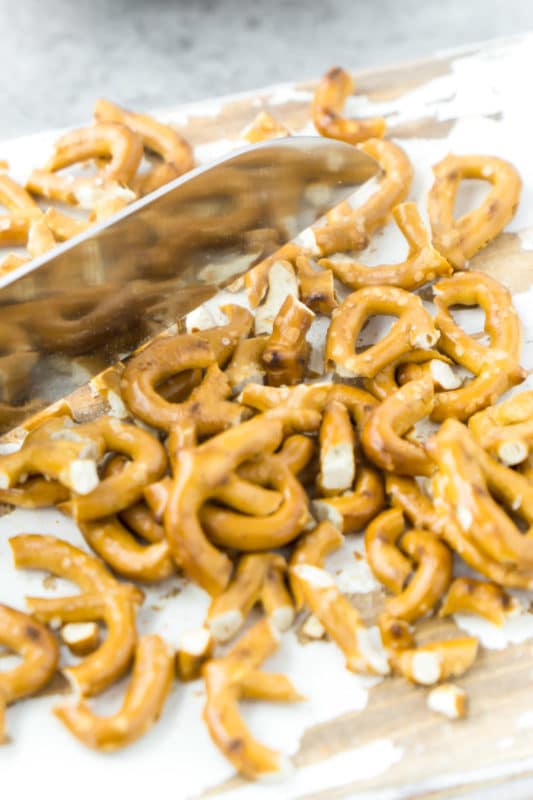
[427,683,468,719]
[301,614,326,639]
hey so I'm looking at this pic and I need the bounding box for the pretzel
[207,554,290,642]
[289,521,343,609]
[0,604,59,742]
[242,110,290,143]
[291,564,390,675]
[61,622,100,657]
[365,509,411,595]
[394,637,478,686]
[26,217,56,258]
[260,558,295,632]
[361,375,434,476]
[10,535,138,697]
[66,416,167,520]
[224,336,268,394]
[326,286,439,379]
[79,516,175,583]
[314,139,413,256]
[312,67,385,145]
[27,123,143,207]
[94,97,194,184]
[320,203,452,291]
[317,400,355,496]
[384,529,452,622]
[175,628,214,682]
[363,350,456,401]
[427,684,468,720]
[203,618,301,779]
[164,411,320,595]
[55,634,173,751]
[0,476,69,509]
[428,153,521,268]
[312,465,385,533]
[469,391,533,466]
[239,670,304,702]
[378,613,414,654]
[428,419,533,569]
[295,254,338,315]
[439,578,521,626]
[386,474,445,534]
[244,243,302,309]
[0,253,29,275]
[0,172,41,245]
[254,260,299,336]
[262,295,314,386]
[0,416,105,496]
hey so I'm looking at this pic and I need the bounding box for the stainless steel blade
[0,136,379,431]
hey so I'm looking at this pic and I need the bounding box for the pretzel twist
[439,577,521,626]
[469,390,533,466]
[262,295,314,386]
[203,618,301,779]
[428,153,521,268]
[55,635,174,751]
[314,139,413,256]
[320,203,452,291]
[325,286,439,379]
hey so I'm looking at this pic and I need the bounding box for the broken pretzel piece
[262,294,314,386]
[312,66,385,145]
[439,577,521,626]
[469,390,533,466]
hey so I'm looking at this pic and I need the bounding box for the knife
[0,136,378,432]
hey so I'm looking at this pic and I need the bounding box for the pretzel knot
[27,122,143,208]
[431,272,525,421]
[312,66,386,145]
[325,286,439,379]
[428,153,521,268]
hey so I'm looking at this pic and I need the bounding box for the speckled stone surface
[2,0,533,138]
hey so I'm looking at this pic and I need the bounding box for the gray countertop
[2,0,533,138]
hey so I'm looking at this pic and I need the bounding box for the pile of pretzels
[0,66,532,781]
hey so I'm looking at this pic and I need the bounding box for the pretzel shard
[312,465,385,533]
[314,139,413,256]
[260,558,295,632]
[395,638,478,686]
[245,243,302,309]
[27,217,56,258]
[94,97,194,176]
[365,508,411,595]
[439,577,521,626]
[361,375,434,476]
[295,254,338,315]
[469,391,533,466]
[428,153,522,268]
[262,295,314,386]
[317,401,356,496]
[224,336,268,394]
[325,286,439,380]
[10,535,137,697]
[320,202,452,291]
[254,260,299,335]
[396,358,462,393]
[55,634,174,751]
[378,613,414,653]
[384,529,452,622]
[291,564,389,675]
[427,683,468,720]
[175,628,214,682]
[289,520,344,609]
[243,111,290,143]
[61,622,100,657]
[0,172,42,247]
[312,66,386,145]
[0,476,69,509]
[364,349,456,401]
[386,474,445,534]
[207,554,287,642]
[203,619,297,779]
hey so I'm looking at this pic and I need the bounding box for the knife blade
[0,136,378,431]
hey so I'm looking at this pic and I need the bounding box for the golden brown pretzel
[175,628,214,682]
[291,564,390,675]
[394,637,478,685]
[386,474,445,534]
[361,375,434,476]
[312,465,385,533]
[314,139,413,256]
[289,521,344,609]
[55,634,173,751]
[428,153,521,268]
[262,295,314,386]
[317,400,355,496]
[439,577,520,626]
[61,622,100,657]
[203,618,301,779]
[164,411,320,595]
[94,97,194,182]
[0,476,69,509]
[295,254,338,315]
[312,66,386,145]
[469,391,533,466]
[363,349,456,401]
[207,553,291,642]
[365,509,411,595]
[10,534,138,697]
[325,286,439,379]
[320,203,452,291]
[0,604,59,742]
[384,529,452,622]
[0,171,42,246]
[244,243,302,309]
[27,123,143,207]
[224,336,268,394]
